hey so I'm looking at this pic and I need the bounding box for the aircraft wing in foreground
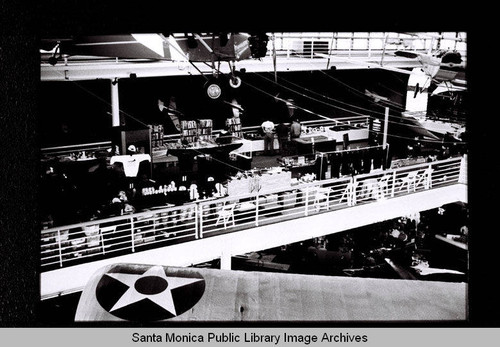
[74,263,466,322]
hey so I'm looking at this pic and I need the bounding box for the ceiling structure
[40,32,467,82]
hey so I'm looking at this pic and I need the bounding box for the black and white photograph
[32,31,471,324]
[5,6,499,343]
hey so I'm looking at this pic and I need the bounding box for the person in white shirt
[290,119,302,138]
[261,120,275,155]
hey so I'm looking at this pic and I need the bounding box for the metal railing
[270,32,467,61]
[41,141,113,157]
[234,115,370,137]
[40,116,370,156]
[40,156,464,271]
[41,204,199,269]
[43,32,466,66]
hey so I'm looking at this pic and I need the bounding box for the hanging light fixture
[206,83,222,99]
[205,77,222,99]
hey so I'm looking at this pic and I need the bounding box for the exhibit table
[167,142,243,172]
[291,135,337,155]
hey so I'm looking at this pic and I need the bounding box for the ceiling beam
[40,55,423,82]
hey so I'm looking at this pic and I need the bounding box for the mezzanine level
[41,156,467,298]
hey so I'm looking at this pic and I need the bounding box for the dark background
[1,0,494,328]
[38,69,408,147]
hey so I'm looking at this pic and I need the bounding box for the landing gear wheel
[229,76,242,88]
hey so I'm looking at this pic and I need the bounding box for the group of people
[153,91,306,157]
[260,93,304,155]
[261,118,302,156]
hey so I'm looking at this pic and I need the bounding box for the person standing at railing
[102,190,136,216]
[290,119,302,139]
[439,145,450,160]
[261,119,275,156]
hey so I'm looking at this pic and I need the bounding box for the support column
[220,251,231,270]
[111,79,120,127]
[382,107,389,149]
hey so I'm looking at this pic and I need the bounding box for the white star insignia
[105,266,203,316]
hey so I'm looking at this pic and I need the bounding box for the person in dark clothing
[370,146,381,170]
[341,151,352,176]
[330,152,342,178]
[361,148,372,173]
[275,122,289,155]
[352,149,362,174]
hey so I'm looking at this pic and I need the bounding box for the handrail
[44,32,466,65]
[40,116,370,156]
[40,156,465,271]
[41,141,113,156]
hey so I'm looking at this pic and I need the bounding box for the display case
[197,119,213,142]
[150,124,164,149]
[180,120,198,144]
[278,154,318,179]
[226,117,243,138]
[325,124,369,142]
[292,135,337,155]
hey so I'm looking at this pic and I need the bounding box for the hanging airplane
[40,32,269,98]
[315,48,466,96]
[393,48,466,95]
[313,32,467,143]
[381,32,466,91]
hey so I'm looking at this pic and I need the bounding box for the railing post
[101,229,106,255]
[391,171,396,197]
[305,188,310,216]
[199,204,204,239]
[255,193,260,226]
[194,204,199,239]
[57,229,63,268]
[351,177,357,206]
[130,217,135,252]
[458,154,467,184]
[426,164,433,189]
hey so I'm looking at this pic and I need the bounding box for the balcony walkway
[41,156,467,298]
